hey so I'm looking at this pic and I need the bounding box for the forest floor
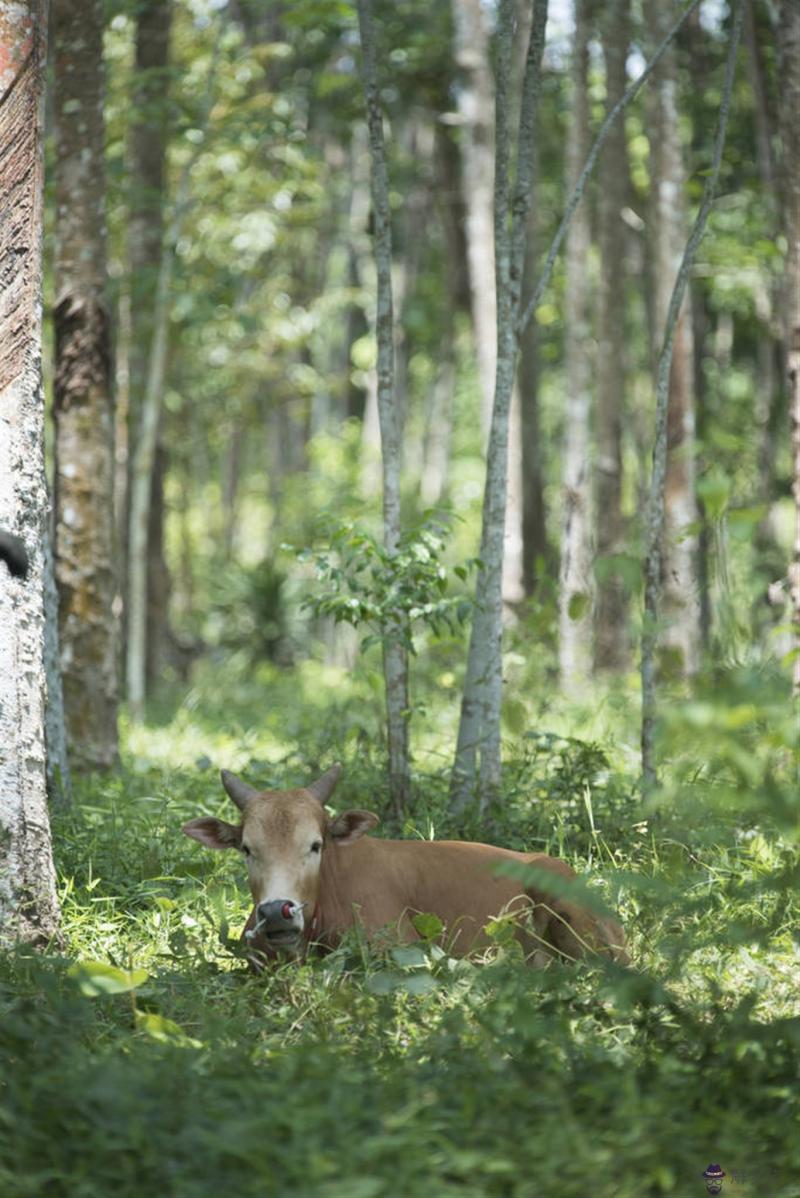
[1,660,798,1197]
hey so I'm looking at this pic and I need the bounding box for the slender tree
[558,0,593,697]
[594,0,631,671]
[451,0,549,811]
[778,0,800,694]
[127,0,173,692]
[518,144,548,597]
[52,0,118,770]
[126,38,217,721]
[647,0,701,677]
[641,0,744,788]
[447,0,704,809]
[451,0,497,440]
[0,0,60,943]
[356,0,410,815]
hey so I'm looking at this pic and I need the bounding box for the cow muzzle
[249,899,305,949]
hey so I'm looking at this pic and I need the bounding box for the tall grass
[1,664,797,1197]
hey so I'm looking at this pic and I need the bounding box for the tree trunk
[594,0,630,672]
[127,0,173,702]
[558,0,593,697]
[641,0,744,787]
[419,125,466,507]
[0,0,61,943]
[127,29,215,721]
[43,525,72,805]
[648,0,701,678]
[778,0,800,693]
[451,0,496,441]
[52,0,118,770]
[518,142,549,598]
[451,0,549,812]
[357,0,410,817]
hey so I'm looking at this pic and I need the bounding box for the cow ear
[329,809,379,845]
[182,817,242,851]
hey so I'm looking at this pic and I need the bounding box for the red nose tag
[281,902,294,921]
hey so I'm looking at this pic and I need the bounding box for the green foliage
[3,672,798,1196]
[291,515,477,654]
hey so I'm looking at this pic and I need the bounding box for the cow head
[181,764,379,954]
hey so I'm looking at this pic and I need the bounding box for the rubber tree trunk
[52,0,119,771]
[558,0,593,698]
[127,0,173,699]
[451,0,549,812]
[43,527,72,805]
[641,0,744,787]
[518,145,549,598]
[452,0,525,608]
[778,0,800,694]
[594,0,630,672]
[127,31,214,721]
[357,0,411,817]
[0,0,61,944]
[451,0,497,441]
[648,0,701,678]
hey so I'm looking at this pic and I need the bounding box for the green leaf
[411,912,444,941]
[390,945,429,969]
[697,467,732,520]
[135,1011,202,1047]
[567,591,590,621]
[68,961,149,997]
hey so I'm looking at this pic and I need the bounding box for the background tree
[451,0,548,811]
[357,0,410,815]
[594,0,631,671]
[52,0,118,771]
[647,0,701,678]
[127,0,173,693]
[641,0,744,786]
[778,0,800,693]
[0,0,60,943]
[558,0,593,696]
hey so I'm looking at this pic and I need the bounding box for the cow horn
[220,769,259,810]
[306,763,342,804]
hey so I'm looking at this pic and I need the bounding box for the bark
[451,0,497,439]
[420,125,465,506]
[127,0,172,701]
[594,0,630,671]
[648,0,701,679]
[641,0,744,788]
[778,0,800,694]
[451,0,526,607]
[0,0,61,943]
[518,145,548,595]
[52,0,118,770]
[451,0,549,812]
[357,0,410,817]
[43,525,72,805]
[126,37,214,721]
[558,0,593,697]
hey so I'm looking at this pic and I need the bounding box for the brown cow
[181,764,628,967]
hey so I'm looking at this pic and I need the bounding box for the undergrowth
[1,665,798,1197]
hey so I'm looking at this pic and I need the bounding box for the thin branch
[641,0,745,789]
[517,0,703,338]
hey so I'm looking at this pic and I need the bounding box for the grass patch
[1,673,798,1196]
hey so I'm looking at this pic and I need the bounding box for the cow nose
[256,899,304,937]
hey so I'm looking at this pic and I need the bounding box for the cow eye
[310,840,322,855]
[241,843,251,857]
